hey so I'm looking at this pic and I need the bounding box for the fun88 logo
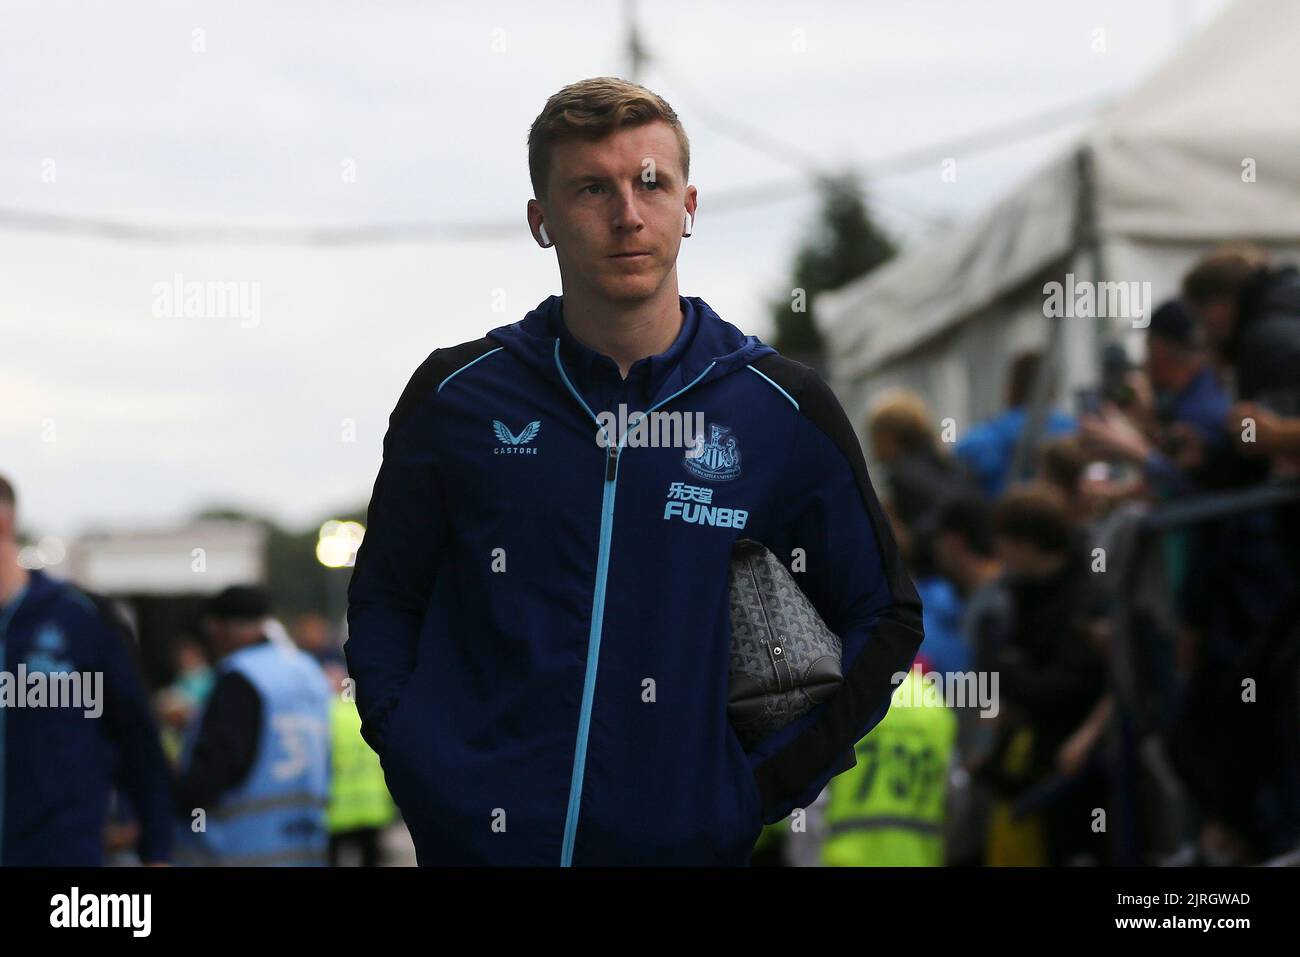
[663,482,748,529]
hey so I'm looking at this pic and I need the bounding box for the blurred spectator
[933,496,1013,673]
[955,351,1076,499]
[172,586,332,866]
[1079,299,1291,765]
[1177,245,1300,860]
[867,388,977,535]
[868,389,977,673]
[1146,301,1229,448]
[1185,244,1300,417]
[978,484,1110,866]
[1080,300,1229,496]
[0,473,173,865]
[1038,435,1098,516]
[291,612,345,667]
[932,495,1012,866]
[881,498,968,676]
[154,637,214,763]
[171,636,215,707]
[1176,246,1300,486]
[323,662,395,866]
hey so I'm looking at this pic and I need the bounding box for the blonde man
[346,77,922,866]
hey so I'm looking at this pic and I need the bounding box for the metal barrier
[1106,478,1300,864]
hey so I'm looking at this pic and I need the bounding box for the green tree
[769,171,897,371]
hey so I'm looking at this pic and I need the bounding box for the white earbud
[683,212,693,237]
[538,224,552,247]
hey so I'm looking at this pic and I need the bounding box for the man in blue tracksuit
[346,77,924,865]
[0,474,173,865]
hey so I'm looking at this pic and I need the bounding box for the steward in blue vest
[174,587,331,866]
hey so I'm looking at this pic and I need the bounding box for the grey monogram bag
[727,538,844,750]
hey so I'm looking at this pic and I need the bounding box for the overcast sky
[2,0,1232,539]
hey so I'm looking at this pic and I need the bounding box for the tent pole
[1009,147,1103,484]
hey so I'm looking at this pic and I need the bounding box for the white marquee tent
[816,0,1300,446]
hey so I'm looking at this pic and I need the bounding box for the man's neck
[0,559,30,607]
[559,282,684,380]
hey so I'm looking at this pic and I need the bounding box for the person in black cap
[1145,298,1234,479]
[172,586,332,865]
[1147,299,1213,399]
[1080,299,1231,494]
[172,588,271,819]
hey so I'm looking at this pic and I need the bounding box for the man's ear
[526,198,550,246]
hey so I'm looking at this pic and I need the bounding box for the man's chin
[593,274,662,303]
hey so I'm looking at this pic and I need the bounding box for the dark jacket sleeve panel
[745,356,926,823]
[345,339,495,757]
[172,670,262,817]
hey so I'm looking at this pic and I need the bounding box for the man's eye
[582,184,603,195]
[642,179,659,189]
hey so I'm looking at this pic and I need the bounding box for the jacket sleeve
[87,596,175,864]
[748,370,925,824]
[346,350,451,758]
[172,671,263,816]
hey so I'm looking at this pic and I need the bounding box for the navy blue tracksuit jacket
[0,569,172,865]
[346,293,924,865]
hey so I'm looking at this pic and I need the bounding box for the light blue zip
[553,340,717,865]
[0,583,29,865]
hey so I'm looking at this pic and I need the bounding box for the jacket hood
[486,294,776,410]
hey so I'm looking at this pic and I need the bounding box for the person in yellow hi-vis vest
[822,664,957,866]
[326,667,397,866]
[982,724,1047,866]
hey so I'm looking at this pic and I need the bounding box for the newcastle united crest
[683,423,742,482]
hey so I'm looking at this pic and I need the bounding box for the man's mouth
[609,251,651,259]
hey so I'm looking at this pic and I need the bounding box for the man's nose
[612,186,645,230]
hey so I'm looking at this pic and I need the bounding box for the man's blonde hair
[527,76,690,201]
